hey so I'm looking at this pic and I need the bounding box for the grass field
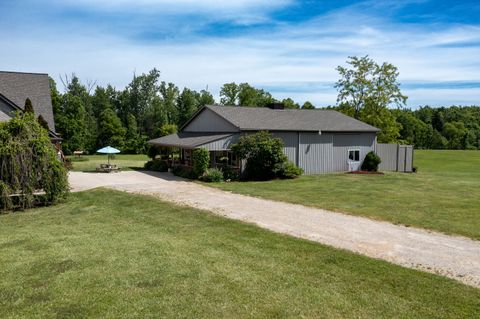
[0,189,478,318]
[207,150,480,239]
[68,154,148,172]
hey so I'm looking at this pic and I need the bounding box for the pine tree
[24,98,34,113]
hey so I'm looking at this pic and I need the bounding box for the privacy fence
[376,143,414,172]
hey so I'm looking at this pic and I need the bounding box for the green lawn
[68,154,148,172]
[0,189,478,318]
[207,150,480,239]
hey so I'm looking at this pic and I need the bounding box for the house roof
[0,109,11,122]
[0,71,56,131]
[149,132,235,148]
[189,105,379,133]
[0,92,61,141]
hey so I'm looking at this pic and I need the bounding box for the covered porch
[148,132,241,171]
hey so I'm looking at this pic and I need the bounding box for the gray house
[0,71,60,141]
[148,104,415,174]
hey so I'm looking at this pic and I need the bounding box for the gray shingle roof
[203,105,379,133]
[0,71,56,132]
[149,132,234,148]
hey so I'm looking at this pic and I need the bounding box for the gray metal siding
[198,134,240,151]
[272,132,298,164]
[281,132,376,174]
[183,108,239,132]
[298,133,334,174]
[398,147,406,172]
[332,133,376,172]
[405,146,413,172]
[195,128,380,174]
[376,143,414,172]
[376,143,398,171]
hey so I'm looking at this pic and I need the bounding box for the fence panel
[376,143,398,171]
[403,145,414,172]
[376,143,413,172]
[398,146,406,172]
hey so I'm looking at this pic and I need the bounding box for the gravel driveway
[69,170,480,288]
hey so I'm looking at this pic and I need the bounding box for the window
[213,151,238,166]
[348,149,360,162]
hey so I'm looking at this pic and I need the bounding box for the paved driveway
[69,170,480,288]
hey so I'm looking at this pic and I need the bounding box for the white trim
[348,149,360,162]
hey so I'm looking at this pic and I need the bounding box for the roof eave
[239,128,380,133]
[0,93,23,111]
[148,133,235,149]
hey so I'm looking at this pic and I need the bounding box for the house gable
[183,108,240,133]
[0,71,56,132]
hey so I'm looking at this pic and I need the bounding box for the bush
[144,159,168,172]
[222,166,240,181]
[192,148,210,177]
[277,161,303,179]
[199,168,224,183]
[361,151,382,172]
[64,158,73,170]
[0,111,69,211]
[231,131,288,180]
[147,145,160,160]
[172,165,196,179]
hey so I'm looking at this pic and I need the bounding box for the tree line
[50,69,315,155]
[50,62,480,155]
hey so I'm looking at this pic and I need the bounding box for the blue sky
[1,0,479,107]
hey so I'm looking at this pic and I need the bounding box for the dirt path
[69,171,480,288]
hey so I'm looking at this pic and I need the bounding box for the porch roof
[148,132,234,149]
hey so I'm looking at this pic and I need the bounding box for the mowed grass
[68,154,148,172]
[0,189,479,318]
[208,150,480,239]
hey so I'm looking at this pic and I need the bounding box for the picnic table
[73,150,84,158]
[96,164,121,173]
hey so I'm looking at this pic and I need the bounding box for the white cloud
[0,1,479,107]
[404,88,480,106]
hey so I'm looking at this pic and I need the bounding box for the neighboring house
[0,71,60,141]
[149,104,412,174]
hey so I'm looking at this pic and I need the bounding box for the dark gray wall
[0,99,14,122]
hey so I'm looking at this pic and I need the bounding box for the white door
[348,149,361,171]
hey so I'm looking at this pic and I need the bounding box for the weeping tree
[0,111,69,211]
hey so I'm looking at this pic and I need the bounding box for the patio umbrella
[97,146,121,165]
